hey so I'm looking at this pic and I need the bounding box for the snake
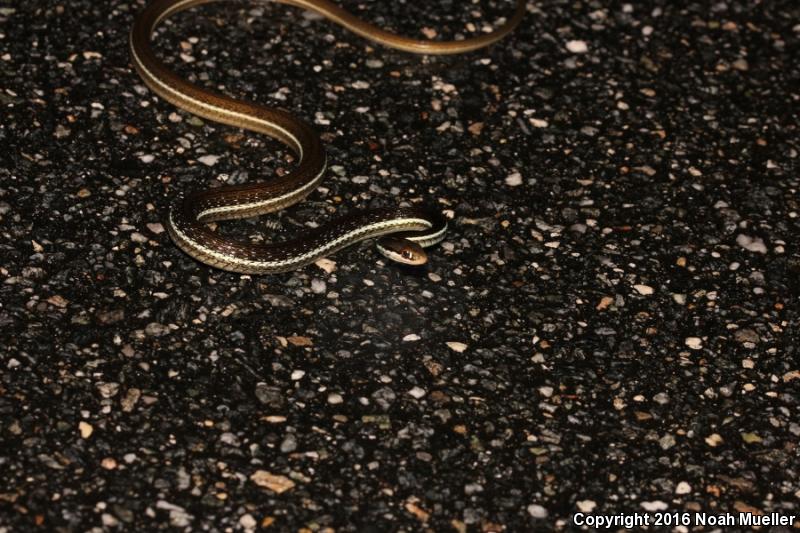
[130,0,525,273]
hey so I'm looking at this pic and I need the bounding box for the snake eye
[403,250,414,260]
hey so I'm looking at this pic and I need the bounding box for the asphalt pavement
[1,0,799,531]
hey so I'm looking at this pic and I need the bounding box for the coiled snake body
[130,0,524,273]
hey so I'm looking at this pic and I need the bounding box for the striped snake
[130,0,524,273]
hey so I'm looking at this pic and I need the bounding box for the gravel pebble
[565,40,589,53]
[408,386,426,399]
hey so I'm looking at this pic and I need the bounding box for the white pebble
[197,155,220,166]
[527,504,548,518]
[239,513,257,530]
[147,222,165,234]
[315,258,336,273]
[408,386,426,399]
[576,500,596,513]
[402,333,421,342]
[685,337,703,350]
[566,40,589,53]
[634,284,654,295]
[446,341,468,352]
[505,172,523,186]
[736,234,767,254]
[675,481,691,495]
[310,279,326,294]
[327,393,343,405]
[641,500,668,512]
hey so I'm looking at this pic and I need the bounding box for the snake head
[377,237,428,266]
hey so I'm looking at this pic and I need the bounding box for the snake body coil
[130,0,524,273]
